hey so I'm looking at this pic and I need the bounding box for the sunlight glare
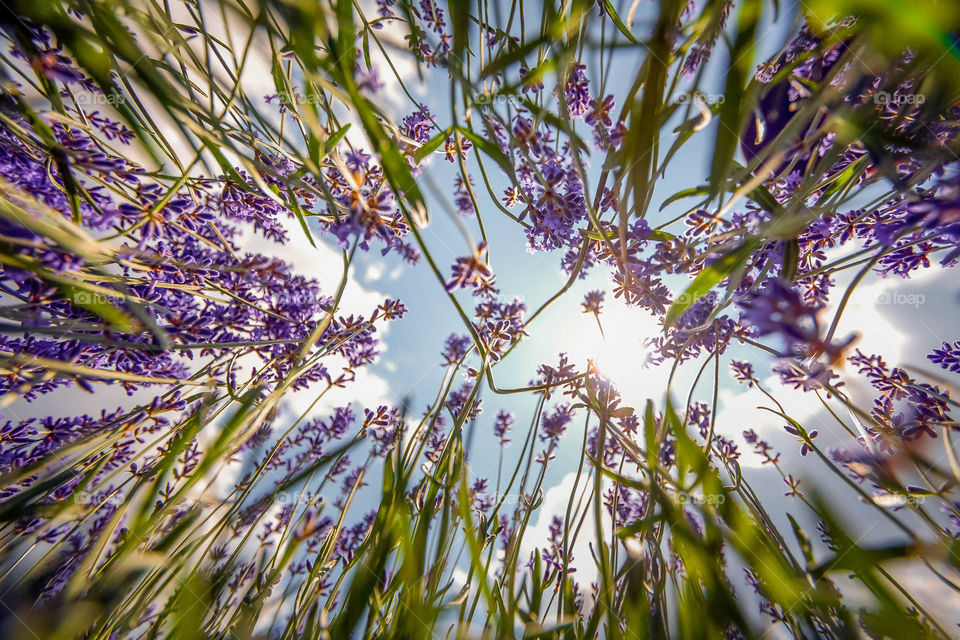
[563,298,662,401]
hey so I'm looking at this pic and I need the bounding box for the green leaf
[708,0,762,199]
[787,513,815,568]
[781,238,799,281]
[623,0,684,234]
[601,0,639,44]
[327,122,352,150]
[449,0,470,60]
[663,239,759,329]
[413,128,453,164]
[287,190,317,247]
[57,281,138,333]
[480,35,551,80]
[659,186,710,211]
[583,228,674,242]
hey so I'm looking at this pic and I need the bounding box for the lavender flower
[737,279,853,362]
[540,404,574,442]
[581,290,605,315]
[929,341,960,373]
[493,409,513,445]
[445,242,494,293]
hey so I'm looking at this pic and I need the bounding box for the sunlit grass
[0,0,957,638]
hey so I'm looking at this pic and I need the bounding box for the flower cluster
[849,350,953,443]
[4,5,960,639]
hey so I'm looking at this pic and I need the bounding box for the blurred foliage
[0,0,958,639]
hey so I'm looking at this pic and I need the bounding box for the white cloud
[388,264,405,281]
[522,471,613,595]
[364,261,387,282]
[238,209,398,422]
[824,270,939,368]
[715,266,946,466]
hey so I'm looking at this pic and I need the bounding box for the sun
[561,297,662,401]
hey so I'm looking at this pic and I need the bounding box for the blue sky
[332,0,960,622]
[7,0,960,627]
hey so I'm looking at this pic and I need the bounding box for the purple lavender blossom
[493,409,513,445]
[582,290,604,315]
[445,242,494,293]
[929,341,960,373]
